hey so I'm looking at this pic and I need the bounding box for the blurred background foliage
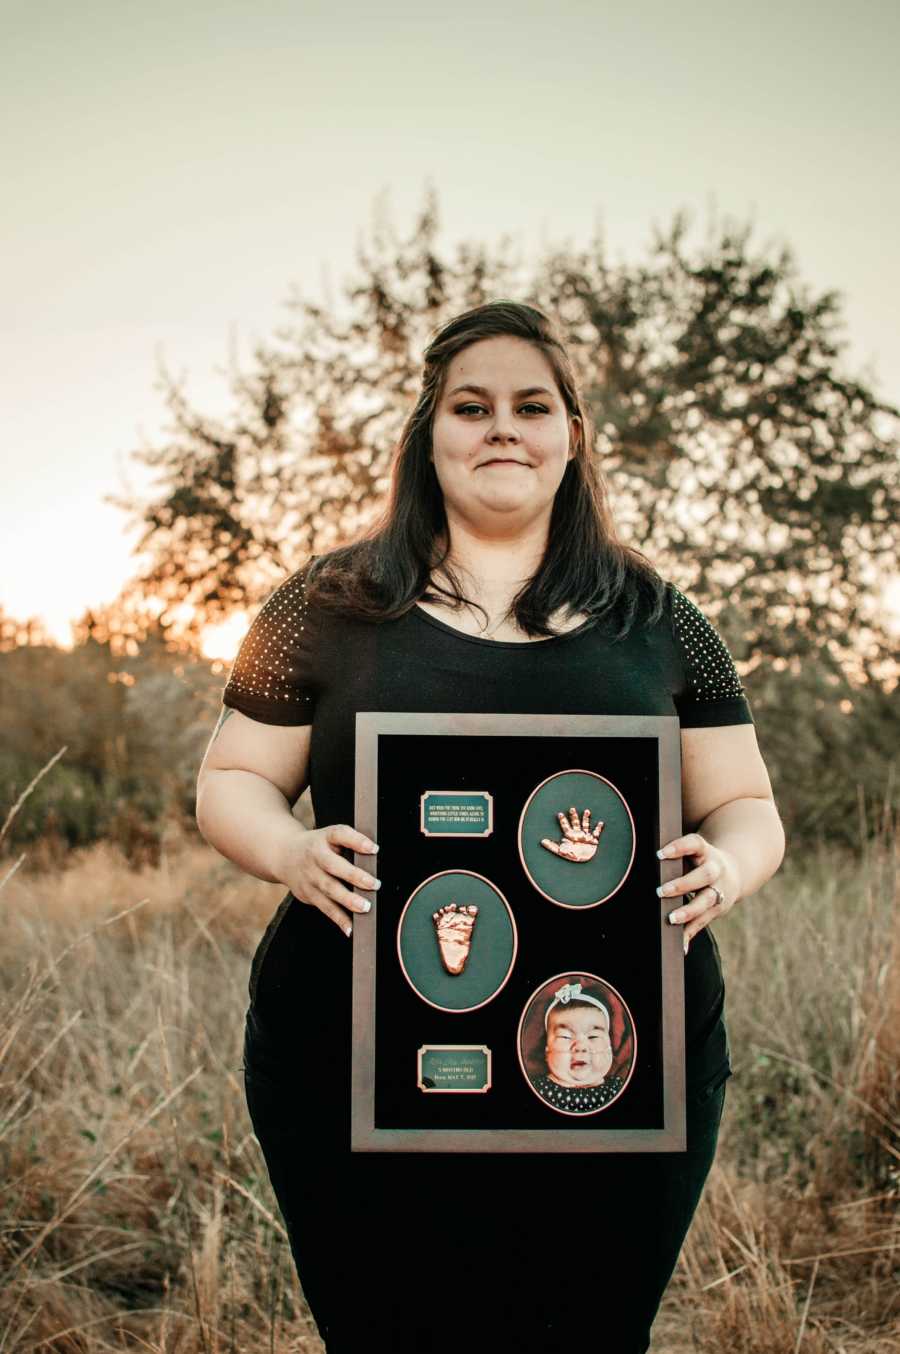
[2,193,897,865]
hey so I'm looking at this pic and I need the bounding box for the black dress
[222,562,753,1354]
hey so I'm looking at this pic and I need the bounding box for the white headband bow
[544,981,609,1031]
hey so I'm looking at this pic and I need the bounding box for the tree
[108,189,899,688]
[0,605,54,652]
[105,190,526,646]
[535,217,899,687]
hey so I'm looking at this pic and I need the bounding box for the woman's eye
[453,403,548,416]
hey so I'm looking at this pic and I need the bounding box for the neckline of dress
[412,603,596,650]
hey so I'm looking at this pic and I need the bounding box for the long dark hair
[305,299,665,638]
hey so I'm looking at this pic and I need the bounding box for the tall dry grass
[1,771,897,1352]
[1,791,320,1353]
[658,800,899,1352]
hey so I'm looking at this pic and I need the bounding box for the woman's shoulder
[633,577,720,645]
[222,556,321,724]
[258,547,368,628]
[239,556,317,631]
[651,580,754,723]
[302,541,393,624]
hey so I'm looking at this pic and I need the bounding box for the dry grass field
[1,792,897,1352]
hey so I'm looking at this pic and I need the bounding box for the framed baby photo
[351,712,686,1153]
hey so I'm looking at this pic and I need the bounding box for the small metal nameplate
[417,1045,492,1093]
[420,790,494,837]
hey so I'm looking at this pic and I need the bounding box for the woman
[196,300,785,1352]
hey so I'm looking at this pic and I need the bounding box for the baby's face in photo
[545,1004,613,1087]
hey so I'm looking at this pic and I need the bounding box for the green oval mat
[397,871,517,1012]
[518,769,635,907]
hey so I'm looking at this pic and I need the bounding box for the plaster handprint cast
[518,769,636,908]
[432,903,479,975]
[540,805,605,863]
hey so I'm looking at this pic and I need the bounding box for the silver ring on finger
[709,885,725,909]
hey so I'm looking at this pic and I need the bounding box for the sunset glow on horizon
[11,563,900,663]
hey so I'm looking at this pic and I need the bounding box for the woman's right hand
[278,822,380,937]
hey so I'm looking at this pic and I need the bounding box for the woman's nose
[487,412,520,441]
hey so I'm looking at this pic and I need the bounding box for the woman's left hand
[656,832,741,954]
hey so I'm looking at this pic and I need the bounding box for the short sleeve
[221,560,318,726]
[668,584,754,728]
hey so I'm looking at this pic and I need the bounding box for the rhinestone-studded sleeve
[221,561,318,726]
[668,584,754,728]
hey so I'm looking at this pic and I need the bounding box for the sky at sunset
[3,0,899,654]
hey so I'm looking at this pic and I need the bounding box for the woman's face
[545,1004,613,1087]
[430,335,578,539]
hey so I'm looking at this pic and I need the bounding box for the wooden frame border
[351,712,684,1153]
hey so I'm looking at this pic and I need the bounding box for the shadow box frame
[351,712,685,1153]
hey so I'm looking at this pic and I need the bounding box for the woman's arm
[195,708,313,883]
[196,708,379,934]
[658,724,786,951]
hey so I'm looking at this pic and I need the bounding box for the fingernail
[668,910,683,925]
[344,925,352,938]
[657,847,671,859]
[683,936,690,956]
[373,879,382,889]
[656,884,674,897]
[362,899,371,912]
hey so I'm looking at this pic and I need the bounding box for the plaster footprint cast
[432,903,479,975]
[540,805,605,864]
